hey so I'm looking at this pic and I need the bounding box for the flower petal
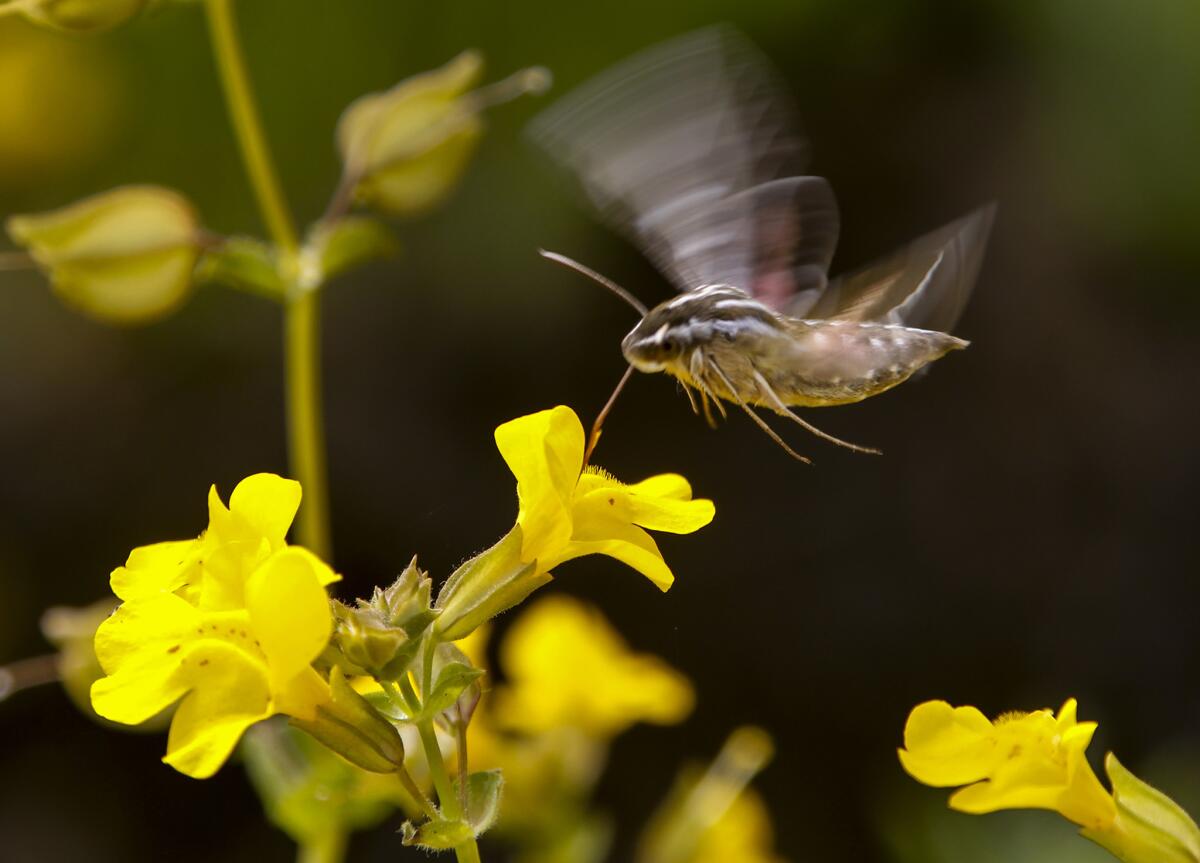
[91,594,199,724]
[495,406,584,563]
[229,473,301,550]
[559,513,675,591]
[580,473,715,535]
[161,640,272,778]
[245,548,333,686]
[109,538,201,601]
[898,701,1001,786]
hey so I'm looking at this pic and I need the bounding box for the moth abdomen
[764,319,968,405]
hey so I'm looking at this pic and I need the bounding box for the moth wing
[528,26,813,295]
[793,204,995,332]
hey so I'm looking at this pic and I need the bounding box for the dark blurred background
[2,1,1199,860]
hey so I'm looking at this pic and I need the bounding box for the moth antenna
[583,364,635,467]
[749,368,882,456]
[538,249,649,316]
[705,361,811,464]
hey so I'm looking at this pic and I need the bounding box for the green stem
[396,676,482,863]
[204,0,332,559]
[284,292,331,559]
[296,830,346,863]
[204,0,299,254]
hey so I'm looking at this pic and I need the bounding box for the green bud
[336,51,484,217]
[332,558,439,681]
[1083,753,1200,863]
[6,185,202,324]
[433,527,552,642]
[334,52,549,217]
[290,667,406,774]
[3,0,147,33]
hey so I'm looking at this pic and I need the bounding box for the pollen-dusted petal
[228,473,302,550]
[91,593,199,724]
[245,548,334,685]
[109,538,201,601]
[495,406,584,563]
[580,475,715,534]
[898,701,1000,786]
[161,640,273,779]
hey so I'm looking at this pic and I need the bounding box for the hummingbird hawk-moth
[529,27,994,462]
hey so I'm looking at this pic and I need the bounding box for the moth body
[622,287,968,409]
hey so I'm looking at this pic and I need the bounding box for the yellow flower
[495,405,714,591]
[691,789,787,863]
[6,185,202,324]
[491,594,694,736]
[898,698,1117,831]
[91,474,340,779]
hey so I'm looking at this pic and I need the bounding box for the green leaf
[459,770,504,836]
[420,661,484,718]
[301,216,398,287]
[195,236,286,301]
[1083,754,1200,863]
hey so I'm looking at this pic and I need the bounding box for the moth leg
[697,385,719,429]
[750,368,882,456]
[678,379,701,416]
[706,362,812,464]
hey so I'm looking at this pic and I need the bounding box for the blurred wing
[529,27,834,302]
[793,204,995,332]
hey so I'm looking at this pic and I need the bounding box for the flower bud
[335,52,549,217]
[290,666,406,774]
[336,51,484,217]
[6,185,202,323]
[5,0,147,33]
[332,558,439,681]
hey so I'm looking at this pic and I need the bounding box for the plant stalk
[204,0,331,559]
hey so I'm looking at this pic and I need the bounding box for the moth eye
[661,337,675,352]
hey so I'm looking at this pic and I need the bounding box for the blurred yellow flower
[91,474,341,779]
[690,789,786,863]
[7,185,202,324]
[899,698,1117,830]
[495,405,715,591]
[491,594,694,736]
[0,0,145,33]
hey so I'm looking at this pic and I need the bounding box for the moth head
[621,310,691,372]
